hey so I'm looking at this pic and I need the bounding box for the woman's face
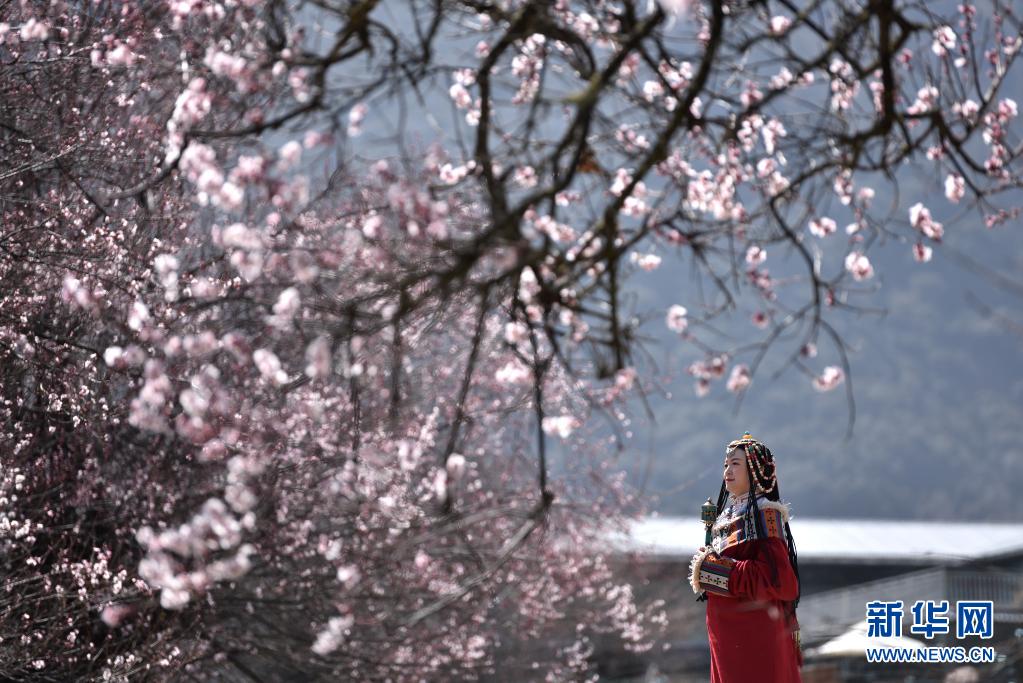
[723,449,750,497]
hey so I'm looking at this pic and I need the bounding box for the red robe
[690,501,802,683]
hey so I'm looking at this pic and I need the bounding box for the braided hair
[696,438,801,626]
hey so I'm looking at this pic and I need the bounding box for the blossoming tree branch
[0,0,1019,679]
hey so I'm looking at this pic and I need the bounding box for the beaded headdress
[725,431,778,495]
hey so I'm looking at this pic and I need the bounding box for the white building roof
[806,620,928,657]
[610,516,1023,565]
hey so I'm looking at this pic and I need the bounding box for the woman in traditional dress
[688,432,803,683]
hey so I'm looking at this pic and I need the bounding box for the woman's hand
[697,545,721,560]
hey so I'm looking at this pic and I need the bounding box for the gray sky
[617,179,1023,522]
